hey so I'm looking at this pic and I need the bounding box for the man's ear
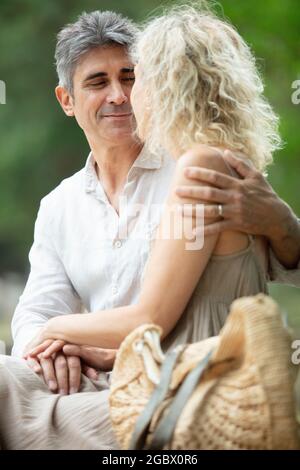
[55,86,75,116]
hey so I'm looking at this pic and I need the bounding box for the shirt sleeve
[11,197,82,357]
[267,247,300,288]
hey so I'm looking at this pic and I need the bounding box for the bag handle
[146,349,214,450]
[129,345,186,450]
[130,342,214,450]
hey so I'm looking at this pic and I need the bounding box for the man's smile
[102,113,132,118]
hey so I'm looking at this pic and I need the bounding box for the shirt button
[114,240,122,248]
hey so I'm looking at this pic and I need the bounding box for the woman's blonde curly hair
[132,3,282,171]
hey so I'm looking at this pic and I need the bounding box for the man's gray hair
[55,10,138,94]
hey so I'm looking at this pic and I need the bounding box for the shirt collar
[131,144,163,170]
[84,152,99,194]
[84,145,163,194]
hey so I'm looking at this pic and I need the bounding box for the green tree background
[0,0,299,347]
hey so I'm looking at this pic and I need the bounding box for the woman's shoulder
[178,145,254,257]
[177,144,232,176]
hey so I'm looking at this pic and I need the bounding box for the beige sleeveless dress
[161,234,268,354]
[161,150,268,353]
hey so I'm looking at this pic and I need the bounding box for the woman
[26,4,280,359]
[3,4,281,449]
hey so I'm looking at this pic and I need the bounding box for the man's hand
[26,351,82,395]
[176,150,300,268]
[24,333,99,394]
[24,334,117,393]
[27,342,117,372]
[62,344,117,373]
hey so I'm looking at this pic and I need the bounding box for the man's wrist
[268,203,300,269]
[104,349,117,370]
[267,199,298,243]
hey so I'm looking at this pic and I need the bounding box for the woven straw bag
[109,294,300,450]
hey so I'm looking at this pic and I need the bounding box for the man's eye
[122,77,135,82]
[91,82,106,87]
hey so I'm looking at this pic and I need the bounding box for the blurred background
[0,0,299,354]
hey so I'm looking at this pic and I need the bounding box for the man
[6,10,300,440]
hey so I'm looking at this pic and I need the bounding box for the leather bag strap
[146,349,213,449]
[129,345,186,450]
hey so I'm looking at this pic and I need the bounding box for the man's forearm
[269,205,300,269]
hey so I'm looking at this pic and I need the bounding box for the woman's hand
[24,338,66,359]
[23,316,69,359]
[22,327,48,357]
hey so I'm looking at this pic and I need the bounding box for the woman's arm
[38,147,229,350]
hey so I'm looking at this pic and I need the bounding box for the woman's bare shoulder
[177,144,232,176]
[179,145,252,256]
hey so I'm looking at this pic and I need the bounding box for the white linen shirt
[11,146,300,356]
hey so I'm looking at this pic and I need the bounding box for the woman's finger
[26,339,54,357]
[42,340,66,359]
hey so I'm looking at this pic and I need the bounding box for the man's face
[57,45,136,147]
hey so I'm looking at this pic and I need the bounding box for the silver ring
[218,204,223,217]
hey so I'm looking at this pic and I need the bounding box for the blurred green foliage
[0,0,299,326]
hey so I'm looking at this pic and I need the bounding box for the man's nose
[106,83,128,105]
